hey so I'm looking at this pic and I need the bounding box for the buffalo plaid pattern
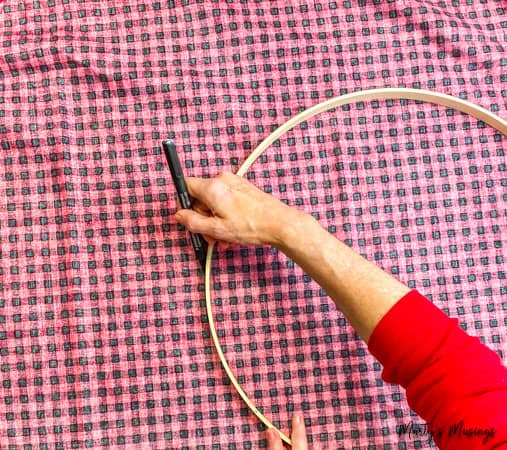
[0,0,506,448]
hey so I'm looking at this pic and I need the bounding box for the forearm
[273,210,410,342]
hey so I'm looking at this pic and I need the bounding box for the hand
[266,415,308,449]
[173,171,300,248]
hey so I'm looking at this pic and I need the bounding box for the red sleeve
[368,289,507,449]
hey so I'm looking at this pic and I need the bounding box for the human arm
[174,171,410,342]
[174,171,507,448]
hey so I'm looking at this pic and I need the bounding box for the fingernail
[294,414,302,425]
[174,212,182,221]
[266,429,275,442]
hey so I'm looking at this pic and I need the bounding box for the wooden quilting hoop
[203,88,507,445]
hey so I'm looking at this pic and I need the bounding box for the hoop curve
[203,88,507,446]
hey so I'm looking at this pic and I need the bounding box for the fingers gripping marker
[203,88,507,446]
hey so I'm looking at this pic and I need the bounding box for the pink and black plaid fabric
[0,1,506,448]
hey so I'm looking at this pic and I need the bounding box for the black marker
[162,139,208,271]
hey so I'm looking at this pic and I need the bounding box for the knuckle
[208,177,227,197]
[185,215,198,232]
[207,181,220,198]
[216,171,236,183]
[209,222,223,238]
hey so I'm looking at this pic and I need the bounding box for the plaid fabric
[0,1,506,448]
